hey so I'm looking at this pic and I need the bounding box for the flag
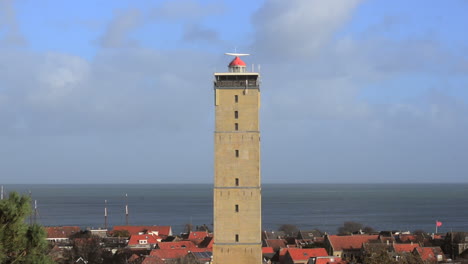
[436,221,442,227]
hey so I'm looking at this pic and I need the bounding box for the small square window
[235,95,238,103]
[235,204,239,212]
[235,178,239,186]
[234,111,238,119]
[235,234,239,242]
[235,123,239,131]
[235,150,239,157]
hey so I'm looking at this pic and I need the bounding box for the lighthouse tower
[213,54,262,264]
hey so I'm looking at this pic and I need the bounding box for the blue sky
[1,0,467,183]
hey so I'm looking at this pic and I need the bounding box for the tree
[363,226,376,234]
[278,224,299,237]
[64,231,107,264]
[111,229,130,237]
[362,244,395,264]
[0,192,53,264]
[337,221,373,235]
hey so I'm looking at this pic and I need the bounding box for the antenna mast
[1,185,3,200]
[29,190,32,225]
[125,194,129,225]
[33,200,38,224]
[104,200,108,229]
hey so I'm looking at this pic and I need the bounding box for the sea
[2,184,467,235]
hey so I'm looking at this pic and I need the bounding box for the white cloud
[0,0,27,46]
[97,9,142,48]
[28,53,90,105]
[252,0,362,61]
[149,0,224,21]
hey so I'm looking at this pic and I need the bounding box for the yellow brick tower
[213,53,262,264]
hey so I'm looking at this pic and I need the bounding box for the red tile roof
[187,231,209,245]
[266,239,287,251]
[327,235,379,251]
[199,236,214,249]
[45,226,81,238]
[262,247,275,254]
[127,254,140,262]
[315,256,345,264]
[393,243,419,253]
[398,234,417,242]
[150,248,210,260]
[277,248,289,264]
[113,226,172,237]
[286,248,328,261]
[157,241,196,250]
[415,247,445,262]
[128,234,160,246]
[141,256,166,264]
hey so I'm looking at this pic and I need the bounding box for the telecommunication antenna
[33,200,38,224]
[29,190,32,225]
[125,194,129,225]
[1,185,3,200]
[104,200,108,229]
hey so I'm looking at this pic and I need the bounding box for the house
[149,248,211,262]
[141,255,166,264]
[263,247,276,264]
[88,228,108,238]
[283,248,328,264]
[198,236,214,249]
[187,231,210,245]
[128,234,160,249]
[307,256,346,264]
[414,246,446,263]
[324,235,379,259]
[187,251,213,264]
[397,234,419,243]
[113,225,173,238]
[157,241,197,250]
[265,239,287,251]
[444,232,468,259]
[393,243,419,253]
[297,230,323,241]
[271,248,290,264]
[264,230,287,240]
[45,226,81,243]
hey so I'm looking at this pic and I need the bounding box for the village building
[113,225,173,238]
[307,256,346,264]
[186,231,210,246]
[414,246,447,263]
[324,234,379,259]
[264,239,288,252]
[283,248,329,264]
[157,241,197,250]
[127,234,160,249]
[44,226,80,244]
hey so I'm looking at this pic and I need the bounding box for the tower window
[235,234,239,242]
[234,111,238,119]
[235,123,239,131]
[235,204,239,212]
[235,150,239,157]
[235,95,238,103]
[235,178,239,186]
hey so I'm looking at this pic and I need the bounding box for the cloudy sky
[1,0,467,184]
